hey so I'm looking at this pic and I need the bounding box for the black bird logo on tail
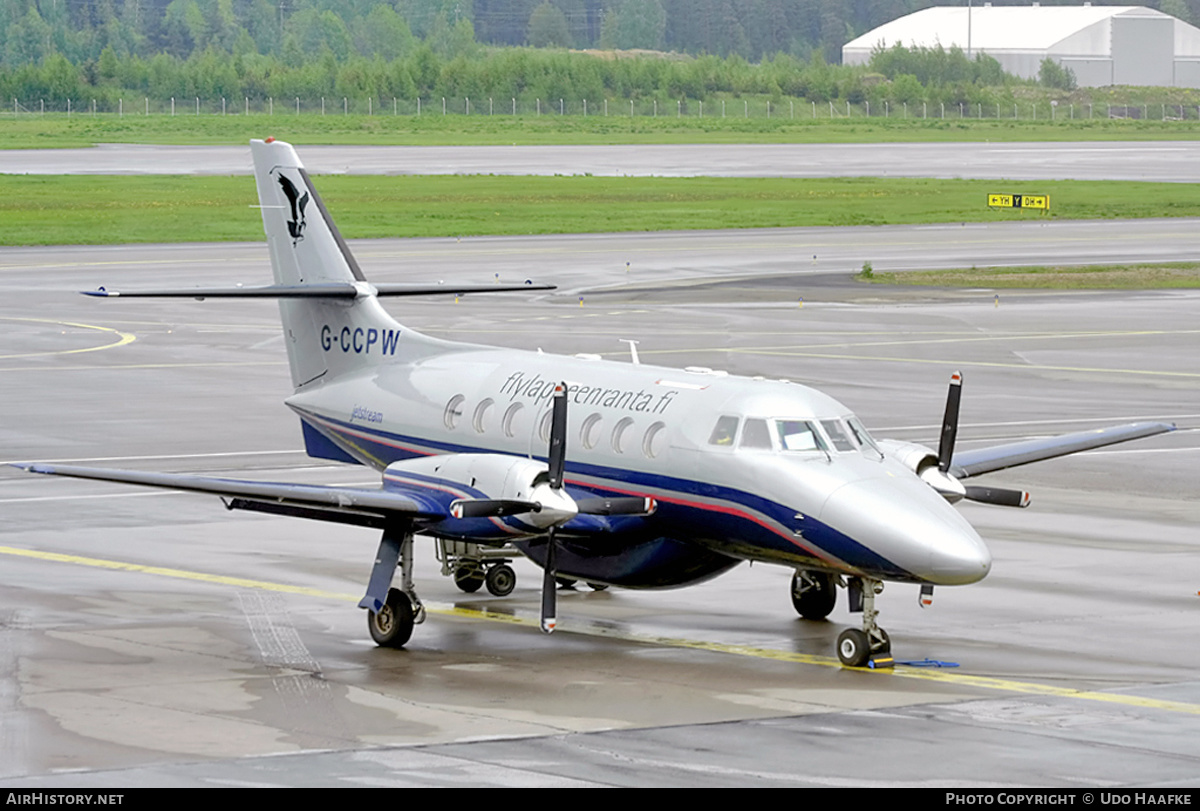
[278,174,309,244]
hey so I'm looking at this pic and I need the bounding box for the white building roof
[844,5,1154,55]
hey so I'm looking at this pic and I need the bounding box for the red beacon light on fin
[265,136,275,143]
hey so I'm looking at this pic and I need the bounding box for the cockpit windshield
[776,420,827,452]
[731,415,881,456]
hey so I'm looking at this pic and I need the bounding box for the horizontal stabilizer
[951,421,1175,478]
[83,282,555,299]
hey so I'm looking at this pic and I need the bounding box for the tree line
[5,0,1199,68]
[3,0,1199,112]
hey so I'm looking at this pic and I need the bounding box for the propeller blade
[575,496,657,516]
[548,382,568,489]
[964,485,1031,508]
[938,371,963,473]
[540,528,558,633]
[450,498,541,519]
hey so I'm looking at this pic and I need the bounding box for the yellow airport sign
[988,193,1050,211]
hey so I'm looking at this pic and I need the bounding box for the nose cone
[820,475,992,585]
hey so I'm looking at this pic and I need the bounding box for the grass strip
[857,262,1200,289]
[2,174,1199,247]
[3,114,1200,148]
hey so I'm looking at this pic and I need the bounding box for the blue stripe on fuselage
[301,412,913,580]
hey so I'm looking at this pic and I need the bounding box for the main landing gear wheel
[368,587,415,648]
[485,563,516,597]
[791,570,837,620]
[454,564,485,593]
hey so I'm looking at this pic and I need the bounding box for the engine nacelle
[877,439,938,475]
[385,453,548,504]
[876,439,965,503]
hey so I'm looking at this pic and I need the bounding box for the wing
[15,463,446,528]
[950,421,1175,479]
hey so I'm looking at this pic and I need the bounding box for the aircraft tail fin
[252,138,366,289]
[251,138,422,389]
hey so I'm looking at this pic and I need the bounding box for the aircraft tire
[837,628,871,667]
[791,571,837,620]
[368,588,415,648]
[454,565,485,593]
[485,564,516,597]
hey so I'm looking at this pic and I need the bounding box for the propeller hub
[526,482,578,529]
[920,465,967,503]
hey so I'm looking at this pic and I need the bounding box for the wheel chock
[867,652,895,669]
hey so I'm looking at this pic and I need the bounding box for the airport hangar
[843,4,1200,89]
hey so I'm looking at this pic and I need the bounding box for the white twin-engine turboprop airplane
[19,139,1175,668]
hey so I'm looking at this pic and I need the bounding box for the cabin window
[612,417,635,453]
[740,419,773,450]
[643,421,667,458]
[776,420,827,452]
[820,419,856,452]
[502,402,524,438]
[444,395,465,430]
[472,399,494,434]
[707,415,739,446]
[581,413,603,449]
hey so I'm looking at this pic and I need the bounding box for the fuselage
[287,334,993,590]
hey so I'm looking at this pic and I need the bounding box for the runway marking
[0,360,285,373]
[0,544,360,601]
[5,543,1200,717]
[0,317,135,360]
[2,448,305,466]
[723,349,1200,379]
[636,328,1200,367]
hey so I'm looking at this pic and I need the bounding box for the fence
[9,96,1200,121]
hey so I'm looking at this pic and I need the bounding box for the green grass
[857,262,1200,289]
[3,112,1200,148]
[3,174,1199,246]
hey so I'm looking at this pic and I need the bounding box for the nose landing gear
[838,577,892,668]
[790,569,892,667]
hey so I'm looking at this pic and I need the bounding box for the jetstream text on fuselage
[320,325,402,355]
[501,371,679,414]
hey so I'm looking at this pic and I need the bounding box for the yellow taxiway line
[4,542,1199,716]
[0,317,136,360]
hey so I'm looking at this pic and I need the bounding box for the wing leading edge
[15,463,445,527]
[950,421,1175,479]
